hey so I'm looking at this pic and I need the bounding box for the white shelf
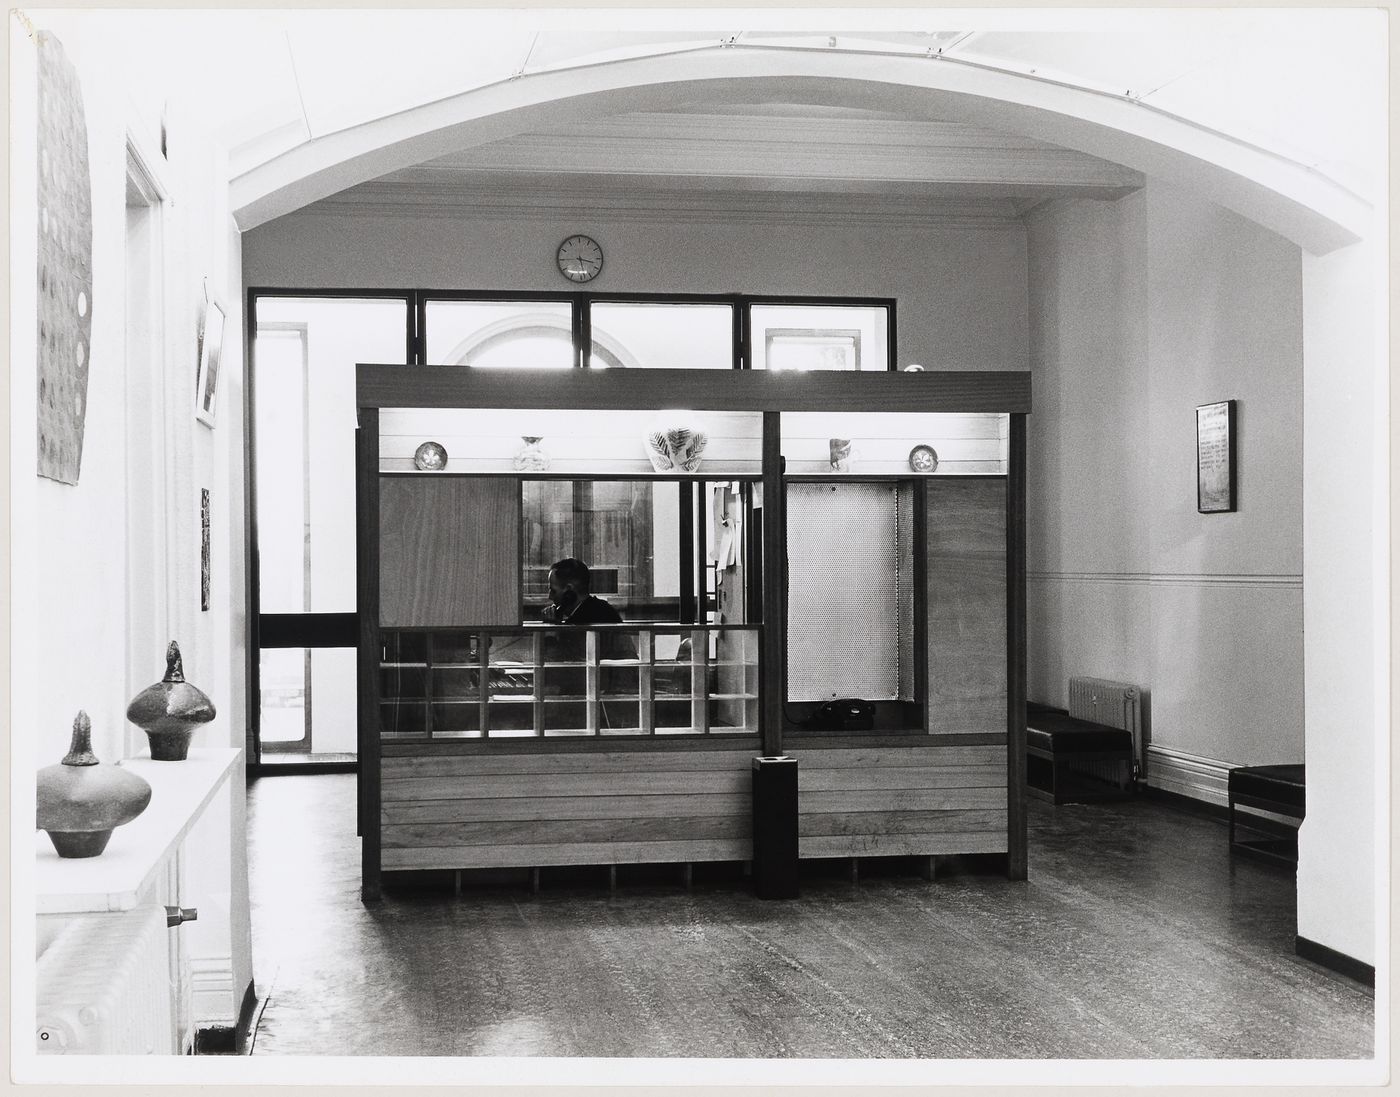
[35,747,242,915]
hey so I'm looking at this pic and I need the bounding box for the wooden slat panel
[799,787,1006,813]
[797,765,1007,792]
[379,476,520,627]
[784,732,1006,749]
[381,734,760,757]
[788,745,1006,769]
[382,792,751,825]
[381,838,752,870]
[799,809,1006,837]
[383,814,752,849]
[382,769,750,802]
[359,364,1032,415]
[382,749,757,779]
[798,833,1007,858]
[927,479,1008,736]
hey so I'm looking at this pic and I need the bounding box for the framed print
[195,292,226,427]
[1196,400,1236,513]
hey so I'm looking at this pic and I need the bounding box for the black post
[751,755,799,899]
[356,406,382,902]
[1007,413,1028,881]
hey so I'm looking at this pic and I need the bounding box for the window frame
[245,287,896,770]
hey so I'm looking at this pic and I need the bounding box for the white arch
[441,311,642,369]
[230,45,1370,254]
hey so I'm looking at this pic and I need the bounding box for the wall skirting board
[194,980,258,1055]
[1145,744,1232,807]
[190,955,237,1027]
[1295,936,1375,987]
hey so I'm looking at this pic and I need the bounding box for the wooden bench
[1228,764,1304,866]
[1025,702,1134,805]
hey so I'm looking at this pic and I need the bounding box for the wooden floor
[245,773,1372,1060]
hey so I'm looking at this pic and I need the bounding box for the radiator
[36,906,173,1055]
[1069,676,1145,781]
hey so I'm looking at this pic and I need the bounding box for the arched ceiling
[25,8,1385,252]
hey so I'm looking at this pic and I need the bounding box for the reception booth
[355,365,1028,900]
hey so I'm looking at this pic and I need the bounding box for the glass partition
[588,301,734,369]
[750,303,890,371]
[424,298,574,367]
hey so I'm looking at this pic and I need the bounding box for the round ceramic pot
[37,712,152,858]
[126,641,216,761]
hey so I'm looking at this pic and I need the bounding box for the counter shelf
[378,624,760,741]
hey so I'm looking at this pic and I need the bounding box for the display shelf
[781,410,1009,477]
[380,407,764,477]
[35,748,242,914]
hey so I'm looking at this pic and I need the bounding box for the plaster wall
[1297,237,1383,965]
[1026,182,1304,769]
[13,10,252,1029]
[241,205,1030,374]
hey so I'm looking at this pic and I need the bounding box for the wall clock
[556,234,603,283]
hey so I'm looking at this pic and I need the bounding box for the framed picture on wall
[195,291,226,428]
[1196,400,1236,513]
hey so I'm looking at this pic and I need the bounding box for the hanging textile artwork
[36,31,94,484]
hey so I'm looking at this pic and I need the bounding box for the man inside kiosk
[541,558,636,729]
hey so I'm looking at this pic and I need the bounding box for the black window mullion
[411,292,426,364]
[733,295,747,370]
[575,294,590,369]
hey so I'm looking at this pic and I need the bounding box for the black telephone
[804,698,876,731]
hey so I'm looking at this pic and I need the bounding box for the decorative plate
[413,441,448,471]
[908,444,939,474]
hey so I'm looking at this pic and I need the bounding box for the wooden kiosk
[356,366,1028,900]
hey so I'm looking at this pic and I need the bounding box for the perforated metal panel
[786,482,909,701]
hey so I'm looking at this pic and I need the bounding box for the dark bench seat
[1228,764,1305,866]
[1025,704,1134,805]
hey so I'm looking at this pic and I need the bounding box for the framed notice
[1196,400,1236,513]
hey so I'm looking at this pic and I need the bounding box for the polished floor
[245,773,1372,1059]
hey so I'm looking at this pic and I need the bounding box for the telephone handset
[804,698,876,731]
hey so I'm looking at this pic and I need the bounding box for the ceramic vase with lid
[37,711,153,858]
[126,641,217,761]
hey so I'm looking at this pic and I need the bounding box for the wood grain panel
[799,809,1006,837]
[382,793,751,825]
[382,838,752,871]
[382,769,750,801]
[789,745,1005,769]
[359,364,1032,415]
[926,479,1008,736]
[382,750,758,780]
[379,476,520,627]
[798,832,1006,858]
[799,787,1006,813]
[796,766,1007,792]
[381,735,761,757]
[383,814,752,849]
[784,732,1005,750]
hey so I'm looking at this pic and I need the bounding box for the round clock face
[908,444,939,474]
[557,235,603,283]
